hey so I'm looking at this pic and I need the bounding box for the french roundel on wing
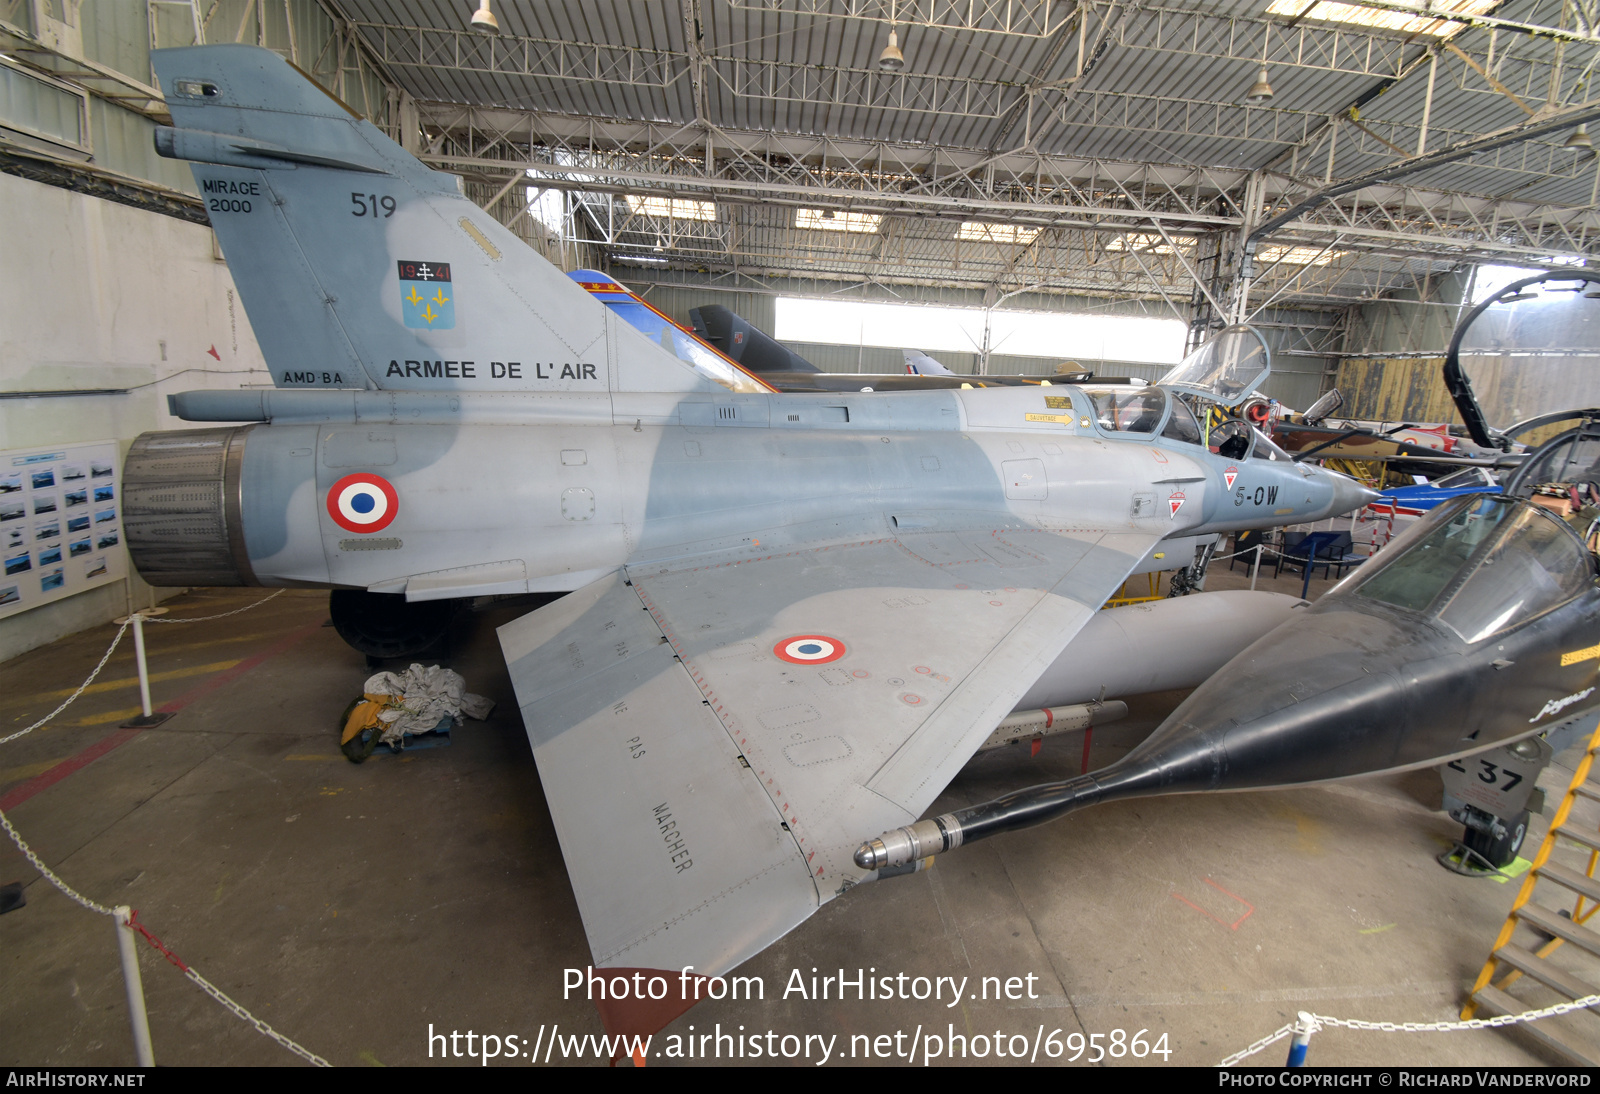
[773,635,847,664]
[327,472,399,533]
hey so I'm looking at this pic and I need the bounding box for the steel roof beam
[416,102,1599,259]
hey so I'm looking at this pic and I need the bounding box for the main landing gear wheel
[1462,809,1530,870]
[328,589,455,660]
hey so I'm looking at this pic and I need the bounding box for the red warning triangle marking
[1168,491,1186,518]
[1224,467,1238,490]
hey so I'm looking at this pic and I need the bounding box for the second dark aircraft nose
[1097,606,1417,800]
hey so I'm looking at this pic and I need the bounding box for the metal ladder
[1462,718,1600,1064]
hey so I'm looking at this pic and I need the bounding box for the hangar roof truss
[330,0,1600,312]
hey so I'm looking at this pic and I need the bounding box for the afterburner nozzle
[853,815,963,870]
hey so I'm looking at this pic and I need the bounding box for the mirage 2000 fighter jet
[122,45,1374,1035]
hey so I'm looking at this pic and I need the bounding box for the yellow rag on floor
[341,693,398,745]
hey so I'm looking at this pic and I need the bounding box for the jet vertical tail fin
[150,45,757,395]
[903,349,954,376]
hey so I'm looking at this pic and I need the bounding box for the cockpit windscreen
[1340,495,1590,643]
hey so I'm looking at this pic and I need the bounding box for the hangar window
[623,195,717,221]
[797,208,882,233]
[0,59,90,156]
[1257,244,1345,267]
[1264,0,1496,38]
[958,223,1040,245]
[1106,232,1195,256]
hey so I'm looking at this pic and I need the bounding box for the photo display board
[1,441,125,621]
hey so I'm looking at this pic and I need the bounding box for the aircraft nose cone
[1327,471,1381,516]
[1115,606,1411,793]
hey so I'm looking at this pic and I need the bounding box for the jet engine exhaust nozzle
[123,426,256,588]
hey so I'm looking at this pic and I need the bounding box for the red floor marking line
[0,620,322,811]
[1171,878,1256,931]
[0,726,142,811]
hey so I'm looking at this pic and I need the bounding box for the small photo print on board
[94,484,114,503]
[0,501,24,522]
[4,552,31,575]
[0,472,20,494]
[40,567,64,592]
[31,470,54,490]
[68,538,91,557]
[96,531,119,550]
[63,489,88,508]
[60,464,86,482]
[84,556,107,579]
[35,520,59,542]
[94,508,115,524]
[37,545,61,566]
[33,494,57,515]
[90,461,114,479]
[67,515,89,533]
[0,585,18,607]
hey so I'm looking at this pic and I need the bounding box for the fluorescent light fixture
[797,208,882,233]
[958,222,1040,245]
[1264,0,1496,39]
[623,195,717,221]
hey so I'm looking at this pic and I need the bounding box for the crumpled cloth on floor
[356,664,494,747]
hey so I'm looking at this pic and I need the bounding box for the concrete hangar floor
[0,563,1588,1068]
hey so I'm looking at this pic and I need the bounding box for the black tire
[329,589,454,659]
[1463,809,1529,869]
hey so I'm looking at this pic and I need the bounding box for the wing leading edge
[497,522,1159,1034]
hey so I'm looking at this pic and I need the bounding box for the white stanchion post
[116,609,171,728]
[132,615,152,720]
[1284,1011,1314,1067]
[1250,543,1263,591]
[113,906,155,1067]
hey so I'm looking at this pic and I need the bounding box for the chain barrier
[1220,993,1600,1066]
[1219,1022,1298,1067]
[0,623,128,746]
[1,588,329,1066]
[142,588,285,623]
[121,911,331,1067]
[0,591,283,748]
[0,807,117,916]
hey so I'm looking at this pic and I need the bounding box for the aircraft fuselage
[127,385,1368,598]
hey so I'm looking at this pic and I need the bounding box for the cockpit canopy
[1447,270,1600,447]
[1077,384,1290,460]
[1081,385,1168,434]
[1158,325,1271,408]
[1340,494,1593,644]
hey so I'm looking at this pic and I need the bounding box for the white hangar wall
[0,172,270,660]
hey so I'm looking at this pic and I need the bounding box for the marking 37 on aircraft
[124,45,1375,1037]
